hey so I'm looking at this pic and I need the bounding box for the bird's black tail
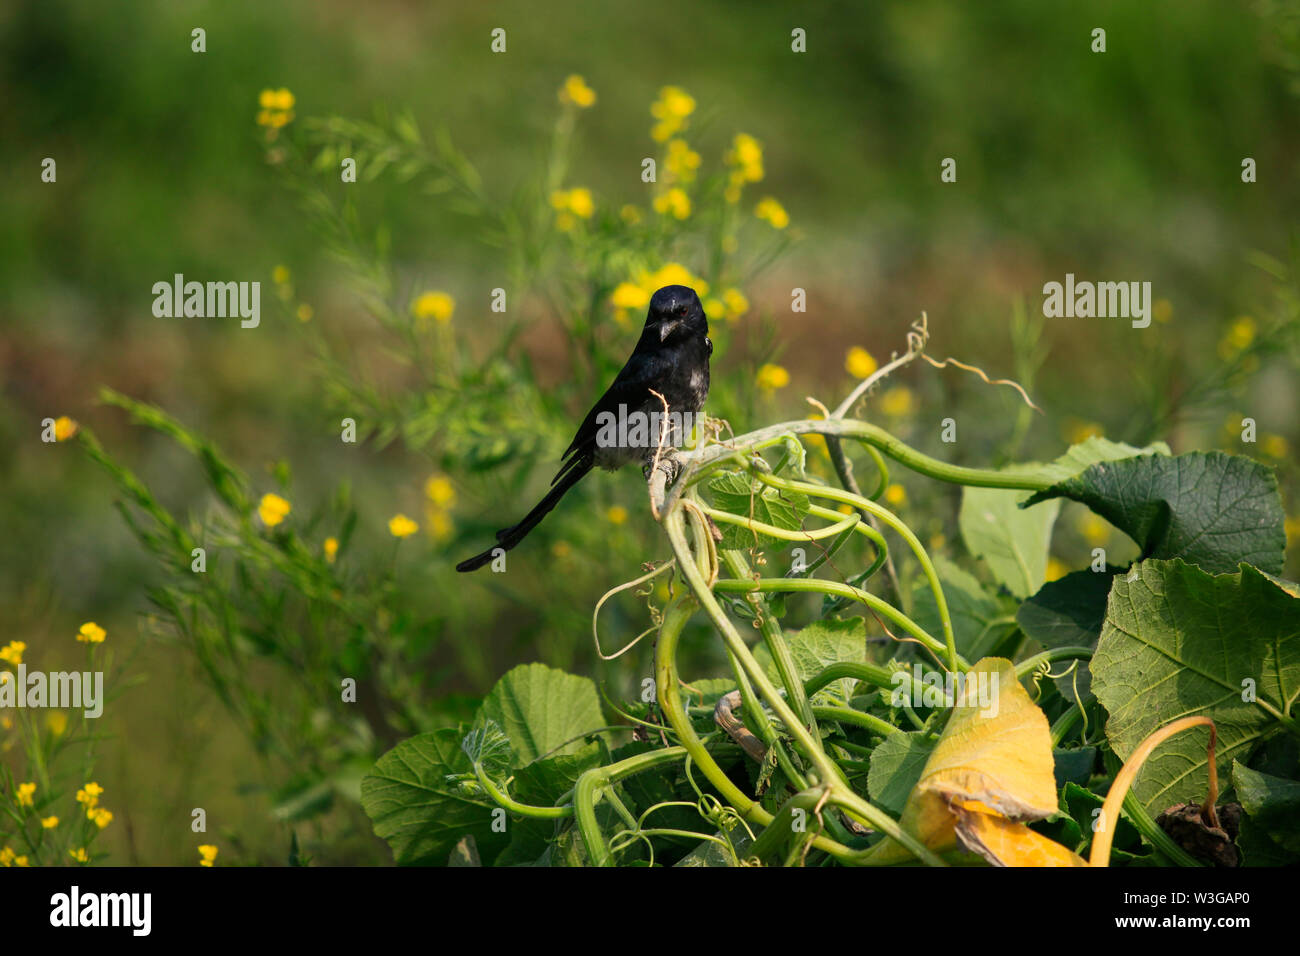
[456,453,594,572]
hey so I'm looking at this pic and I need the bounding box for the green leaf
[1037,436,1170,485]
[707,470,810,550]
[911,556,1018,661]
[1016,567,1118,698]
[461,720,515,786]
[477,663,605,765]
[1091,559,1300,814]
[1025,451,1285,575]
[1231,761,1300,856]
[866,731,934,816]
[959,484,1060,598]
[361,728,506,865]
[755,617,866,703]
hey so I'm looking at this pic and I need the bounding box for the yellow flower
[725,133,764,183]
[256,89,295,128]
[77,622,106,644]
[566,188,594,219]
[756,363,790,392]
[1153,298,1173,324]
[879,386,914,417]
[1078,512,1110,547]
[0,640,25,665]
[754,197,790,229]
[611,282,650,310]
[721,288,749,321]
[258,493,291,528]
[606,505,629,525]
[16,782,35,807]
[664,139,702,184]
[552,541,572,558]
[296,303,313,322]
[13,855,28,867]
[76,782,103,809]
[323,537,338,564]
[54,416,79,441]
[41,815,58,829]
[412,290,455,324]
[619,204,642,225]
[653,187,691,220]
[1045,557,1069,582]
[884,484,907,506]
[46,711,68,737]
[0,846,13,866]
[69,848,89,864]
[1261,434,1289,459]
[90,807,113,829]
[425,475,456,507]
[558,74,596,108]
[388,514,418,538]
[646,263,706,296]
[837,503,854,516]
[1227,316,1256,349]
[1065,419,1104,445]
[426,507,453,542]
[272,265,291,285]
[845,347,878,379]
[198,844,219,867]
[650,86,695,141]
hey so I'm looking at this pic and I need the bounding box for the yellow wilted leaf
[863,658,1062,864]
[954,809,1088,867]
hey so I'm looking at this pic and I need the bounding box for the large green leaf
[1091,559,1300,814]
[1231,761,1300,856]
[1036,436,1170,485]
[911,556,1018,661]
[865,731,934,816]
[361,728,506,865]
[1016,567,1118,698]
[707,469,810,550]
[959,483,1060,599]
[1025,451,1285,575]
[477,663,605,765]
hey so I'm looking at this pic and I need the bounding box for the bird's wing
[554,352,665,480]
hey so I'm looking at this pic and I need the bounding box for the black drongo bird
[456,284,711,572]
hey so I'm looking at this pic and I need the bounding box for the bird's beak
[659,320,680,342]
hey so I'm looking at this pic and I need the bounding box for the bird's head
[646,285,708,342]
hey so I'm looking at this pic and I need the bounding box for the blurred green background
[2,0,1298,864]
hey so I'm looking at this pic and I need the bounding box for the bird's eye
[674,305,688,317]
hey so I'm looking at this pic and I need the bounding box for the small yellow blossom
[46,711,68,737]
[845,347,877,379]
[884,484,907,506]
[566,188,594,219]
[258,493,291,528]
[725,133,764,186]
[650,86,696,142]
[837,503,854,516]
[721,288,749,321]
[77,622,106,644]
[558,74,596,108]
[664,139,702,184]
[412,291,455,324]
[755,197,789,229]
[41,815,58,829]
[388,514,418,538]
[425,475,456,507]
[552,541,572,558]
[272,264,291,285]
[0,847,14,866]
[16,782,36,807]
[76,782,103,809]
[1078,512,1110,547]
[611,282,650,310]
[1261,434,1289,459]
[54,416,79,441]
[69,848,89,864]
[653,187,691,220]
[1065,419,1104,445]
[256,89,295,130]
[13,855,28,867]
[879,386,914,417]
[296,303,313,322]
[90,807,113,829]
[323,537,339,564]
[619,204,642,225]
[606,505,629,525]
[1045,557,1069,582]
[1153,299,1173,323]
[0,640,25,665]
[756,363,790,392]
[198,844,219,867]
